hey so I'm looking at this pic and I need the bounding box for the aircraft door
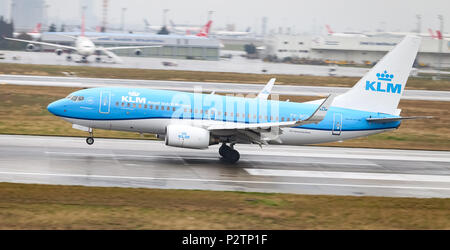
[332,113,342,135]
[99,91,111,114]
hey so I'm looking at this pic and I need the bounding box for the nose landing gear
[86,130,94,145]
[219,143,240,164]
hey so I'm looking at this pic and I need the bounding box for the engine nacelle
[134,49,142,56]
[165,124,211,149]
[55,49,63,55]
[26,43,35,51]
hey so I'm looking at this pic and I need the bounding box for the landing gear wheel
[219,144,227,157]
[219,144,240,163]
[86,137,94,145]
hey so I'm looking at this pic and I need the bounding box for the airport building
[40,32,222,60]
[265,34,450,68]
[11,0,45,31]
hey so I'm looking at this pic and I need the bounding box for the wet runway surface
[1,74,449,101]
[1,135,449,198]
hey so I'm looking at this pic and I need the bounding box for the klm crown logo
[178,132,190,140]
[365,70,401,94]
[128,91,140,97]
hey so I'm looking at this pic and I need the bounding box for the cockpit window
[67,95,85,102]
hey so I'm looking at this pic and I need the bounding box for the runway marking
[245,169,450,183]
[45,151,378,166]
[0,171,449,191]
[45,151,218,160]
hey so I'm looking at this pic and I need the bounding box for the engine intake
[26,43,35,51]
[165,124,211,149]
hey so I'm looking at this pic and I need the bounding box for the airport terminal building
[265,34,450,68]
[40,32,221,60]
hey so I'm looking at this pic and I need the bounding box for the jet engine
[134,49,142,56]
[26,43,35,51]
[165,124,215,149]
[55,49,63,55]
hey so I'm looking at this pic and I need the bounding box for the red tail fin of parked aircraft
[31,23,41,33]
[428,28,438,39]
[325,24,334,35]
[196,20,212,37]
[436,30,443,40]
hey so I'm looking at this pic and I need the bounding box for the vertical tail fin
[196,20,212,37]
[331,36,421,115]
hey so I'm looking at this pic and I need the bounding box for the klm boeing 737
[47,36,428,163]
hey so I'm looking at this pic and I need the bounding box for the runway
[1,74,449,101]
[1,134,449,198]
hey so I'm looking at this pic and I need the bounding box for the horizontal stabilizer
[366,116,433,123]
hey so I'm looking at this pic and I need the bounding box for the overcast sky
[1,0,449,34]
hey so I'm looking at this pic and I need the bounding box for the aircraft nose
[47,99,65,116]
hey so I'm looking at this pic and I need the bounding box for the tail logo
[365,70,401,94]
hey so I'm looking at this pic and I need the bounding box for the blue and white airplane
[47,36,427,163]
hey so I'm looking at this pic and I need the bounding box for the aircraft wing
[103,45,162,51]
[366,116,433,123]
[208,94,335,131]
[257,78,276,100]
[206,94,335,145]
[3,37,76,50]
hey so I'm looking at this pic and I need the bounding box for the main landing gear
[219,143,240,164]
[86,130,94,145]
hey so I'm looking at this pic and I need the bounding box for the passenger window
[150,105,153,109]
[287,118,290,121]
[161,106,164,110]
[122,103,125,107]
[127,103,130,107]
[78,96,84,101]
[71,96,77,101]
[167,106,170,111]
[281,117,285,121]
[205,110,209,114]
[138,104,142,108]
[133,103,136,108]
[155,106,159,110]
[144,104,147,108]
[184,108,187,112]
[172,107,176,111]
[218,111,222,116]
[116,102,119,106]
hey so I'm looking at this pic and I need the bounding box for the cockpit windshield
[66,95,84,102]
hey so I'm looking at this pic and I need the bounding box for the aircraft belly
[278,128,393,145]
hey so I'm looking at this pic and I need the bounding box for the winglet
[257,78,276,100]
[301,94,336,124]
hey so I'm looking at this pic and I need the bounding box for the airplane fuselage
[74,36,96,57]
[47,87,400,146]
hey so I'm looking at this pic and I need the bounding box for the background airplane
[5,16,161,63]
[47,36,429,163]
